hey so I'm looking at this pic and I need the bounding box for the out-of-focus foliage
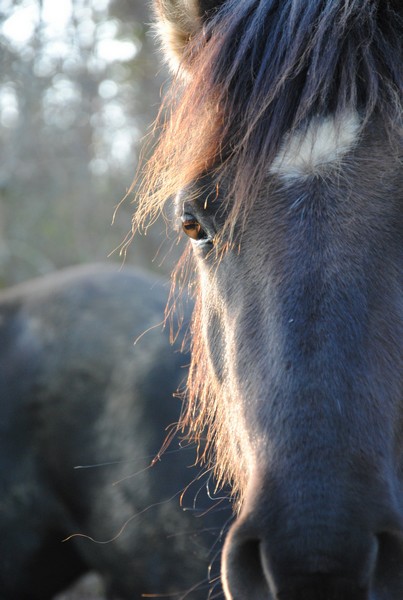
[0,0,178,287]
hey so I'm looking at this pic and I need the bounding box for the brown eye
[181,217,207,241]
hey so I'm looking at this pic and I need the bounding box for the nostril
[223,523,377,600]
[223,535,271,599]
[234,540,265,587]
[275,574,370,600]
[374,531,403,587]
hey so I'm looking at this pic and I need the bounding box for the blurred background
[1,2,191,598]
[0,0,179,289]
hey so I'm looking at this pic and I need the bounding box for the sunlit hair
[135,0,401,233]
[134,0,403,493]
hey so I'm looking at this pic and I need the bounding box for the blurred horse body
[0,264,224,599]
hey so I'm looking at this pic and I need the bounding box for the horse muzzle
[221,474,403,600]
[222,519,377,600]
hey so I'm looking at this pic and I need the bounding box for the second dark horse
[0,264,225,599]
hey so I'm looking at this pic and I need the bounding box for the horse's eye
[181,217,207,241]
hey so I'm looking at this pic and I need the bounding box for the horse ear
[153,0,222,73]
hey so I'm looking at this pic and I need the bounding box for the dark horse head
[138,1,403,598]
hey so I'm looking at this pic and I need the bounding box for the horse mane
[135,0,402,232]
[136,0,402,495]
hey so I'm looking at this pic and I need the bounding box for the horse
[0,264,226,599]
[135,1,403,599]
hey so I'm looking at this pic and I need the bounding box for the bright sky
[1,0,138,62]
[2,0,73,44]
[0,0,141,169]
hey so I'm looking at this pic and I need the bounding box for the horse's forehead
[270,111,361,182]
